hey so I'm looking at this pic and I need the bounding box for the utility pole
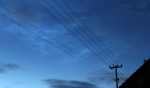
[109,64,122,88]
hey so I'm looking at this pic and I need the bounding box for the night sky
[0,0,150,88]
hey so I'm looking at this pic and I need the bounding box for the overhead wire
[37,0,126,78]
[52,0,117,65]
[50,0,126,77]
[45,0,123,74]
[43,0,128,79]
[35,0,110,65]
[45,0,114,67]
[61,0,130,77]
[0,13,110,77]
[39,0,127,78]
[0,3,111,77]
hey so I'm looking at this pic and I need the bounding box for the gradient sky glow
[0,0,150,88]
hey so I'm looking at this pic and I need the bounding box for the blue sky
[0,0,150,88]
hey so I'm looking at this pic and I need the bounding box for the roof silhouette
[119,59,150,88]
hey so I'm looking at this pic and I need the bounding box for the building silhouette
[119,59,150,88]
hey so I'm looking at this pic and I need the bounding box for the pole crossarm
[109,64,122,69]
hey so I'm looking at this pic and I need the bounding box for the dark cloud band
[43,79,98,88]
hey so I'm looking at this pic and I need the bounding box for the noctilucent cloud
[0,0,150,88]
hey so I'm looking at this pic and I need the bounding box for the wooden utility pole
[109,64,122,88]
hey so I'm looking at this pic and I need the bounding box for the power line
[36,0,126,75]
[42,0,126,78]
[61,0,130,77]
[0,4,110,77]
[35,0,110,65]
[52,0,128,78]
[52,0,116,65]
[47,0,114,65]
[51,0,127,77]
[0,13,109,77]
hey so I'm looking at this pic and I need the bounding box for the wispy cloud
[43,79,98,88]
[2,86,11,88]
[0,63,22,74]
[122,0,150,17]
[0,68,6,73]
[80,49,89,55]
[14,82,23,84]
